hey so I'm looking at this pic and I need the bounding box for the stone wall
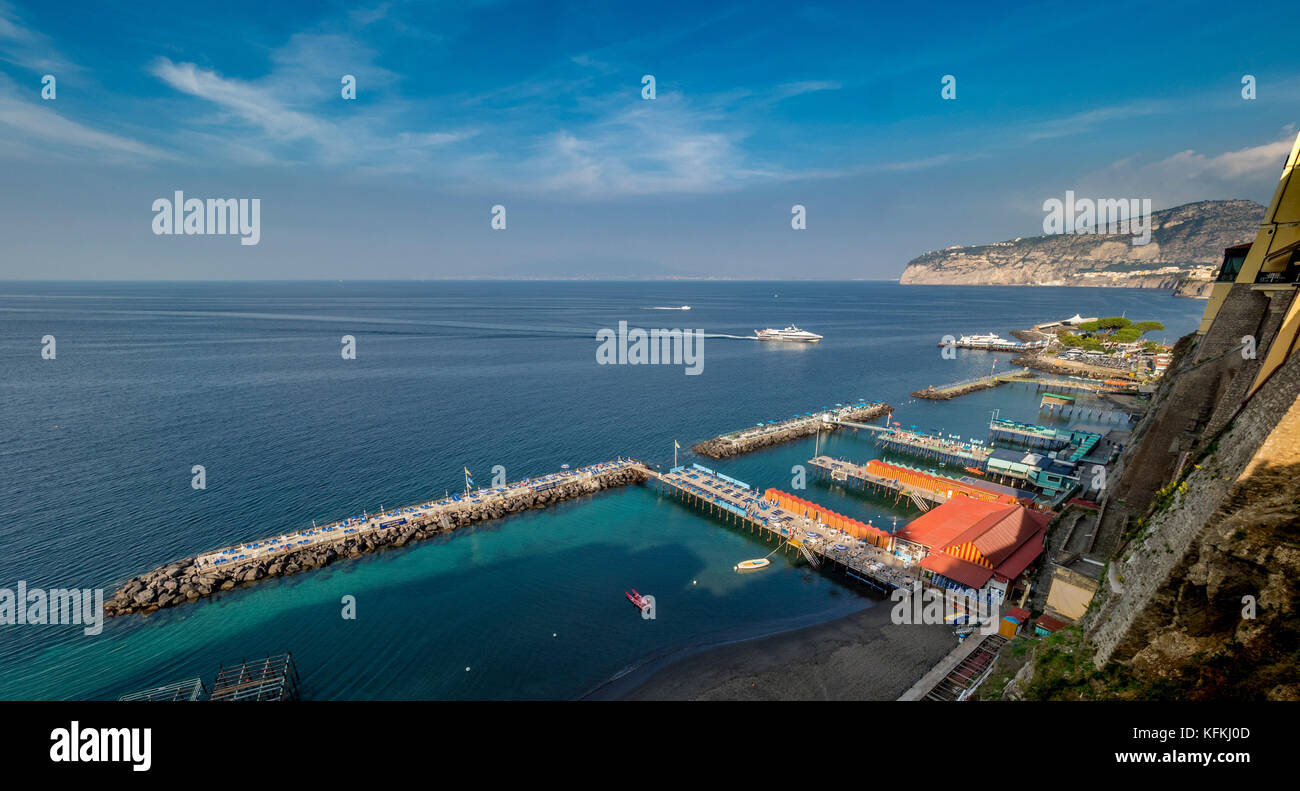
[1086,346,1300,674]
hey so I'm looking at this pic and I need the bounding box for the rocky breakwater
[105,463,649,617]
[692,403,893,459]
[911,372,1035,400]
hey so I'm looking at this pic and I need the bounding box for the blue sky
[1,0,1297,279]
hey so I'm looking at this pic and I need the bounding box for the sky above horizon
[1,0,1298,280]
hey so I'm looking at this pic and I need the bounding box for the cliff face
[1007,300,1300,700]
[899,199,1263,288]
[1085,345,1300,699]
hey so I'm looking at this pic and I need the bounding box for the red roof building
[896,498,1049,596]
[1034,613,1068,635]
[1005,606,1032,624]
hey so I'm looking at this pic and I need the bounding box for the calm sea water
[0,281,1203,699]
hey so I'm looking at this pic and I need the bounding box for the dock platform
[873,429,992,470]
[808,456,1018,510]
[648,464,916,593]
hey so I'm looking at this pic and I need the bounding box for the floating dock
[1028,376,1138,396]
[807,456,1019,510]
[106,459,648,616]
[873,429,992,469]
[649,464,915,592]
[989,417,1072,450]
[989,418,1102,461]
[692,400,893,458]
[1038,393,1132,424]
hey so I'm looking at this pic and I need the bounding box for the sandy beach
[611,601,958,701]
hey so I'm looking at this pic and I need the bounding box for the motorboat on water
[625,589,653,614]
[755,325,823,343]
[734,558,771,572]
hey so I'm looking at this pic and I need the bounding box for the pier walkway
[807,456,1018,509]
[647,465,918,593]
[873,429,992,470]
[1026,377,1138,396]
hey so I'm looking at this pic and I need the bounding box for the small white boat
[734,558,771,572]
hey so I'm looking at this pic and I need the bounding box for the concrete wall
[1046,565,1100,621]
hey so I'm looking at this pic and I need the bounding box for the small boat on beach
[734,558,771,572]
[625,589,653,614]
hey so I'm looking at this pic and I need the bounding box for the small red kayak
[625,589,652,614]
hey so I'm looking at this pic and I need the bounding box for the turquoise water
[0,282,1204,699]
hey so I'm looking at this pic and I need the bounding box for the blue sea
[0,281,1204,699]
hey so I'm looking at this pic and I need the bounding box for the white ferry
[957,333,1014,347]
[755,325,823,343]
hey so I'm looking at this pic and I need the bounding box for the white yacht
[957,332,1014,347]
[755,325,823,343]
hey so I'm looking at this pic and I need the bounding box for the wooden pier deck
[807,456,1018,510]
[873,429,992,470]
[647,465,918,593]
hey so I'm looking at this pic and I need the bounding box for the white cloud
[1072,131,1298,209]
[1153,136,1294,181]
[151,58,332,143]
[0,74,169,161]
[0,2,76,73]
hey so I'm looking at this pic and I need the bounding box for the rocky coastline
[105,464,648,617]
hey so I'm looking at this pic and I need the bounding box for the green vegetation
[1063,317,1166,348]
[1059,332,1109,352]
[1012,627,1160,700]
